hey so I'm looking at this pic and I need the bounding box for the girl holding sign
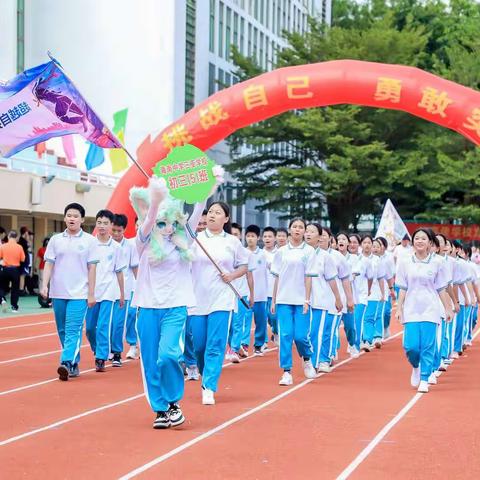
[130,167,223,428]
[188,202,249,406]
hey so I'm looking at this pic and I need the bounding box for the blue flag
[85,142,104,170]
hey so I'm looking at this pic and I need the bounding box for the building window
[225,72,231,87]
[217,68,225,90]
[266,0,270,29]
[185,0,196,112]
[248,23,252,57]
[226,6,232,59]
[277,1,281,34]
[259,32,264,68]
[16,0,25,74]
[218,1,224,58]
[208,63,216,95]
[209,0,215,52]
[287,0,291,31]
[253,27,258,62]
[240,17,245,54]
[254,0,259,19]
[260,0,264,24]
[233,12,239,49]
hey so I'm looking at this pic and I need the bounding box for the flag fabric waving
[376,199,410,250]
[109,108,129,173]
[85,142,105,170]
[0,57,121,157]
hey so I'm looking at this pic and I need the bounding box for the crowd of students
[39,181,480,430]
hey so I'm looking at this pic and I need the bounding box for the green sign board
[152,144,216,204]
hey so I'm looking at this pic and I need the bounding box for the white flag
[375,199,409,250]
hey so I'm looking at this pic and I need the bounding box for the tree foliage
[226,0,480,230]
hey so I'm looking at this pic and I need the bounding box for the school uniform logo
[108,254,114,261]
[78,245,85,251]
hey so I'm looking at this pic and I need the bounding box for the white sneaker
[466,340,473,347]
[279,371,293,386]
[438,361,448,372]
[126,346,138,360]
[373,338,382,349]
[434,369,442,378]
[108,353,114,361]
[261,343,268,353]
[231,352,240,363]
[350,346,360,358]
[303,359,317,379]
[451,352,459,359]
[428,373,437,385]
[1,299,7,313]
[186,365,200,381]
[346,344,352,354]
[360,342,371,352]
[410,367,420,387]
[224,348,233,362]
[202,388,215,405]
[317,362,332,374]
[273,334,279,346]
[417,380,429,393]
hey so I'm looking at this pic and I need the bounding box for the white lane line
[118,332,403,480]
[0,345,89,366]
[335,327,480,480]
[0,393,145,447]
[0,332,57,345]
[0,357,133,397]
[0,311,53,321]
[0,347,278,444]
[0,320,55,331]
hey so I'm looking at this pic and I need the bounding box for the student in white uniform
[245,225,269,356]
[226,223,254,362]
[41,203,99,381]
[111,214,139,366]
[362,238,386,351]
[189,202,249,405]
[396,228,453,393]
[305,223,343,372]
[271,218,317,386]
[349,234,374,354]
[262,227,278,345]
[85,210,126,373]
[131,176,212,428]
[276,228,288,248]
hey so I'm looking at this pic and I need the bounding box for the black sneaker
[153,411,171,429]
[95,359,106,372]
[69,363,80,378]
[168,403,185,427]
[112,353,122,367]
[57,361,71,381]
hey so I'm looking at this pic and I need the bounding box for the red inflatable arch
[107,59,480,235]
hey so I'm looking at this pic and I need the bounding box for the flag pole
[124,148,250,310]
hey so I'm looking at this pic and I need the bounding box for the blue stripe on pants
[253,301,267,347]
[266,297,278,338]
[229,297,249,351]
[373,301,386,340]
[354,304,366,350]
[182,315,197,367]
[125,302,137,346]
[363,301,379,343]
[454,306,466,353]
[342,311,356,347]
[190,311,232,392]
[111,299,129,354]
[403,321,437,381]
[277,304,312,370]
[85,300,114,361]
[136,306,186,412]
[52,299,87,365]
[329,314,342,359]
[383,297,392,329]
[311,308,328,368]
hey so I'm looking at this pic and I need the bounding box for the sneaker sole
[95,367,106,372]
[279,382,293,386]
[153,422,171,429]
[112,363,122,367]
[170,416,185,427]
[57,365,69,381]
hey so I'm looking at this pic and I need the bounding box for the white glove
[149,177,168,205]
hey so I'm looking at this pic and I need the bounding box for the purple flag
[0,57,121,157]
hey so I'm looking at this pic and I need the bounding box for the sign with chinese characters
[406,223,480,241]
[152,144,216,204]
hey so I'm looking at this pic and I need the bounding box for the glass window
[225,72,232,86]
[218,1,224,58]
[266,0,270,29]
[226,6,232,59]
[240,17,245,54]
[233,12,239,48]
[248,23,252,56]
[260,0,264,24]
[259,32,264,68]
[185,0,196,112]
[208,63,216,95]
[217,68,225,90]
[16,0,25,73]
[209,0,215,52]
[253,27,258,61]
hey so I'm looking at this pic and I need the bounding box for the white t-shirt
[263,247,278,298]
[133,232,196,309]
[94,237,127,302]
[455,258,472,305]
[368,255,387,302]
[328,248,351,314]
[189,229,249,315]
[310,248,338,313]
[271,242,317,306]
[396,253,449,324]
[249,247,269,302]
[116,237,139,299]
[351,254,374,305]
[232,247,255,298]
[394,244,412,262]
[44,229,99,300]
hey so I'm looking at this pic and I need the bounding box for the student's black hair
[202,209,208,215]
[349,233,361,243]
[376,236,388,249]
[464,245,472,258]
[276,227,288,236]
[323,226,333,238]
[336,231,351,243]
[210,202,232,234]
[288,218,306,229]
[431,235,440,249]
[435,233,448,244]
[95,209,115,222]
[306,222,322,236]
[42,237,50,248]
[231,222,242,232]
[263,226,277,235]
[412,228,435,243]
[64,202,86,218]
[452,239,463,250]
[8,230,18,239]
[245,224,261,237]
[361,234,374,243]
[372,238,383,248]
[113,213,128,229]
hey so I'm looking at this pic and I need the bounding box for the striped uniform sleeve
[435,259,449,293]
[270,250,282,277]
[44,236,56,263]
[323,253,338,282]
